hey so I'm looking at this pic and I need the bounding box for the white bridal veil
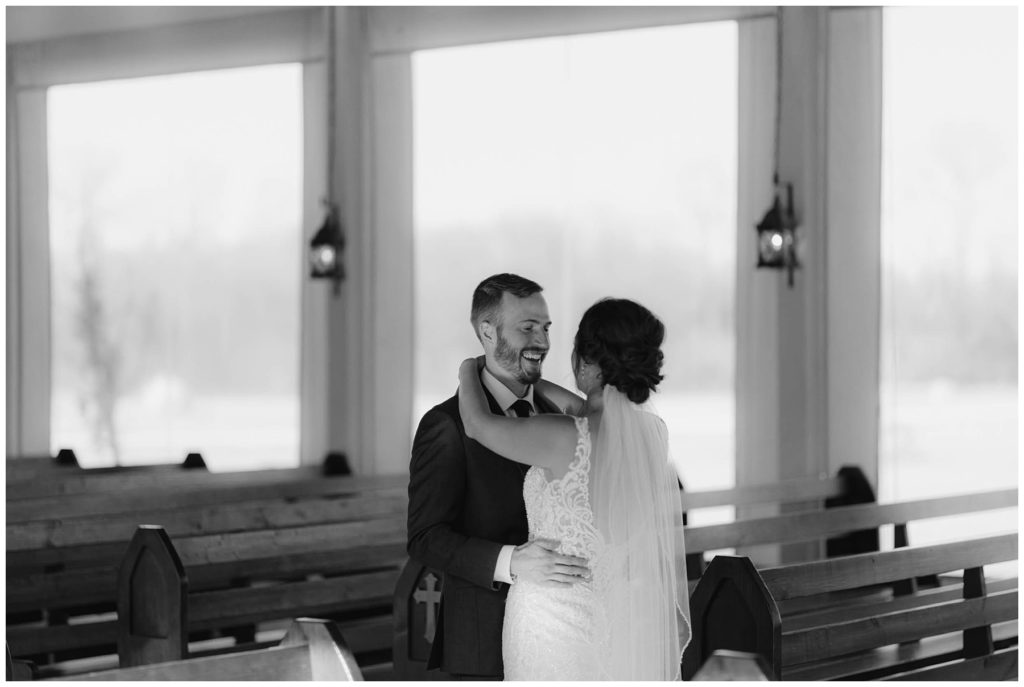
[590,385,691,680]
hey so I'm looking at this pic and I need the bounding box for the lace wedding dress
[502,416,608,681]
[502,388,691,681]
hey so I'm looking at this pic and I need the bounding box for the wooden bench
[5,453,358,502]
[7,486,407,575]
[391,467,876,679]
[8,521,404,678]
[679,466,879,577]
[682,532,1018,680]
[6,451,82,483]
[684,487,1017,588]
[7,469,403,523]
[42,618,363,681]
[6,450,208,486]
[391,487,1015,679]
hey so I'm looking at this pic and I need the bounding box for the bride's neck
[582,386,605,414]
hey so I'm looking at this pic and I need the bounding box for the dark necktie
[510,399,532,418]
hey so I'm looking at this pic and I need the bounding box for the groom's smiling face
[489,292,551,387]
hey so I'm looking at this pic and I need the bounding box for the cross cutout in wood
[413,572,442,643]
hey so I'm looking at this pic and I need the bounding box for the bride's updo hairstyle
[573,298,665,404]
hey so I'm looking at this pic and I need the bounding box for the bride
[458,297,691,681]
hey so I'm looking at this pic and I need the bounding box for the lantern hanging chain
[773,6,782,190]
[325,6,337,209]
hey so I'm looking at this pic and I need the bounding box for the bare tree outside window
[48,64,302,470]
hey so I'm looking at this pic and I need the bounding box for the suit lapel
[482,385,504,416]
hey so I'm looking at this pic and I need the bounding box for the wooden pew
[682,532,1018,680]
[390,488,1016,678]
[8,523,405,678]
[5,456,350,502]
[684,487,1017,579]
[7,471,404,522]
[7,487,407,574]
[391,468,876,679]
[679,466,879,577]
[6,451,81,483]
[46,618,362,681]
[6,450,208,485]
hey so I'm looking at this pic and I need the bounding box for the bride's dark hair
[573,298,665,404]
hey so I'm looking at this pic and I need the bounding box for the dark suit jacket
[407,385,559,677]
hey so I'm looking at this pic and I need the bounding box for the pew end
[823,465,879,556]
[392,558,452,680]
[681,555,782,680]
[117,525,188,667]
[692,649,773,681]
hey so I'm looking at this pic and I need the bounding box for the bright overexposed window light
[48,63,303,470]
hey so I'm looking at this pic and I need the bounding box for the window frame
[366,6,778,476]
[6,8,330,465]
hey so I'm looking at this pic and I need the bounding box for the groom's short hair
[471,273,543,337]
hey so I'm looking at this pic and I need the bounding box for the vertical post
[961,566,994,658]
[774,6,831,566]
[889,522,917,596]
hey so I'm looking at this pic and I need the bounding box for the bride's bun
[573,298,665,404]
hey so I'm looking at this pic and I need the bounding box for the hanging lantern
[309,202,345,295]
[755,181,798,287]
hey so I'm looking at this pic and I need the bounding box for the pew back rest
[7,488,408,575]
[680,474,846,511]
[7,473,406,522]
[51,618,362,681]
[684,488,1017,556]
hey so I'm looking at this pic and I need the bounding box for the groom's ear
[479,320,496,347]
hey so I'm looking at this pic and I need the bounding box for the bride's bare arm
[535,378,585,416]
[458,359,576,470]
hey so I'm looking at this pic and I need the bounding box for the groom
[407,273,589,680]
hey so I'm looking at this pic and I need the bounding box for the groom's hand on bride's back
[511,538,591,587]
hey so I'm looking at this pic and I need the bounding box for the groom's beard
[495,328,545,386]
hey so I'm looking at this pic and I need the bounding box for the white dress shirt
[480,366,534,585]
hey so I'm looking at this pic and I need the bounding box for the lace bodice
[521,416,601,561]
[503,402,687,681]
[504,415,607,680]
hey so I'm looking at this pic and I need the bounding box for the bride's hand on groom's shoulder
[458,356,486,378]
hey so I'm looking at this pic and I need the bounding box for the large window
[48,64,303,470]
[411,22,738,495]
[879,8,1017,543]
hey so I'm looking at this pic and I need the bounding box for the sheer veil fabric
[590,385,691,680]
